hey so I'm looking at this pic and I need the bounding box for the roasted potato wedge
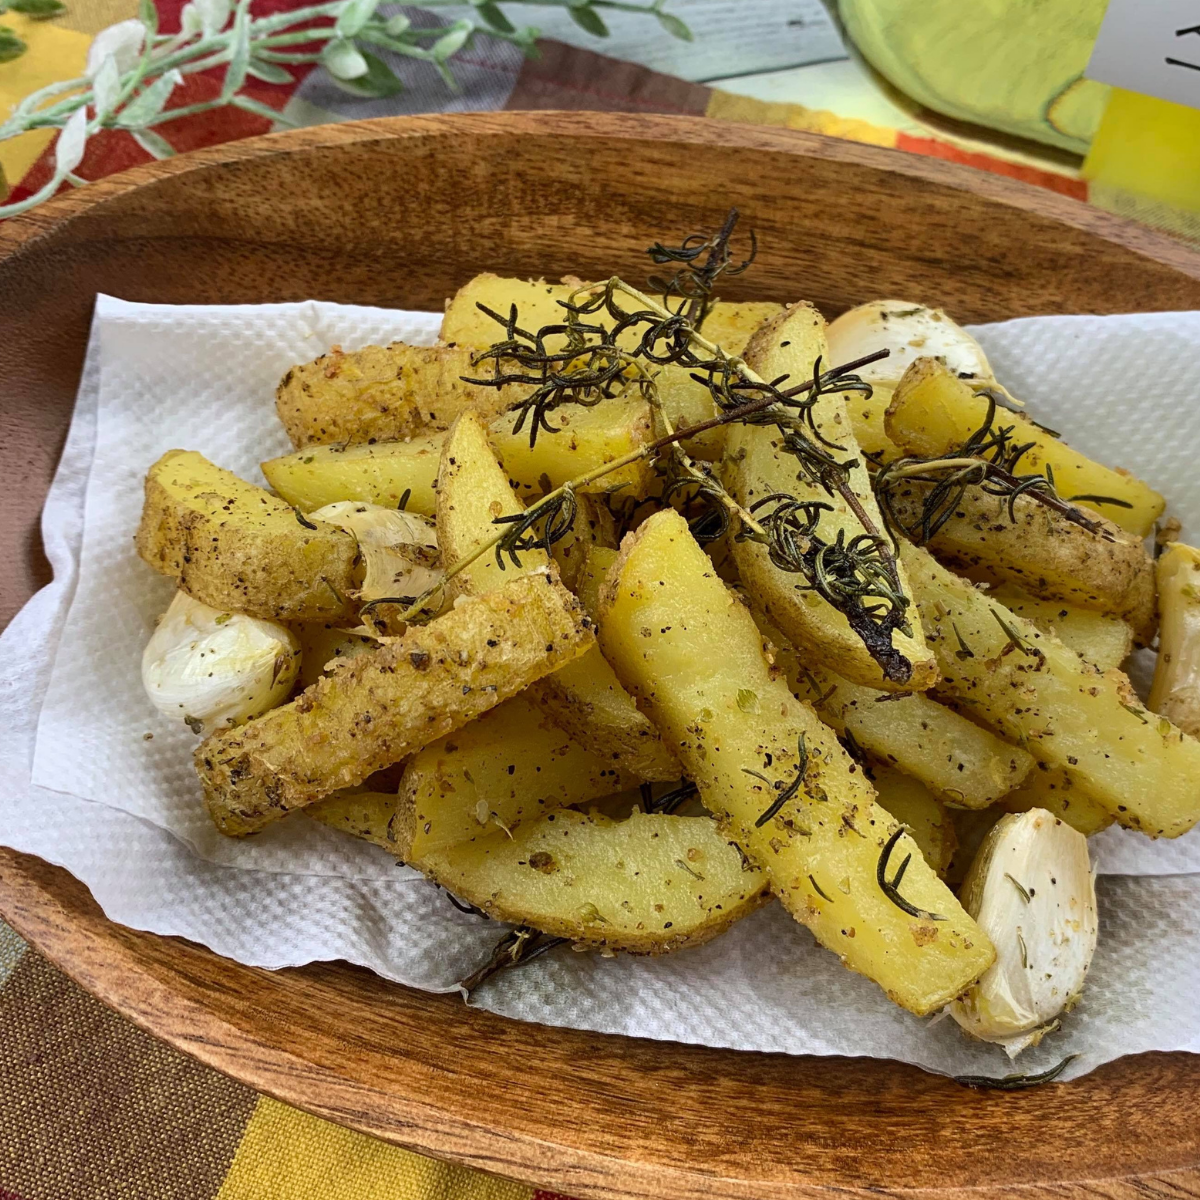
[196,572,594,836]
[136,449,359,621]
[774,642,1033,808]
[880,475,1156,643]
[885,357,1164,537]
[903,541,1200,838]
[1149,542,1200,736]
[292,621,378,690]
[263,437,443,517]
[415,808,769,954]
[276,342,521,449]
[725,303,937,691]
[988,584,1132,671]
[599,509,994,1015]
[549,493,617,592]
[393,696,634,861]
[440,272,781,460]
[530,546,681,782]
[307,789,400,851]
[870,766,957,878]
[998,766,1114,836]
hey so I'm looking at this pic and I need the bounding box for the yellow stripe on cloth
[0,13,90,194]
[217,1096,534,1200]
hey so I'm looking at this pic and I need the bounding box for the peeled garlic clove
[142,590,300,734]
[309,501,442,602]
[950,808,1097,1056]
[826,300,993,387]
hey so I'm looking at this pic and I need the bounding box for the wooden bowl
[3,113,1200,1200]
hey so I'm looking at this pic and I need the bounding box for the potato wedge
[549,493,616,592]
[530,546,681,782]
[276,342,522,449]
[1149,542,1200,736]
[725,303,937,691]
[292,621,377,690]
[885,357,1164,537]
[599,510,993,1015]
[902,541,1200,838]
[307,789,400,851]
[196,572,594,836]
[263,437,443,517]
[989,583,1132,671]
[393,696,634,860]
[416,808,769,954]
[774,642,1033,808]
[440,272,781,460]
[880,476,1156,643]
[870,766,956,877]
[136,449,359,621]
[999,766,1114,836]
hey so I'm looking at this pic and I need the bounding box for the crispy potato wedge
[773,639,1033,808]
[599,509,994,1015]
[725,303,937,691]
[989,583,1132,671]
[531,545,680,782]
[263,437,443,517]
[415,808,769,954]
[549,493,617,592]
[1149,542,1200,736]
[440,272,781,460]
[393,696,634,861]
[903,541,1200,838]
[998,766,1114,836]
[292,621,378,690]
[276,342,522,449]
[885,357,1164,537]
[136,449,359,621]
[307,789,400,851]
[870,766,957,878]
[196,572,594,836]
[880,477,1156,643]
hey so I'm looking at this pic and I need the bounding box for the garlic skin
[142,590,300,734]
[826,300,993,388]
[950,808,1097,1057]
[309,501,441,602]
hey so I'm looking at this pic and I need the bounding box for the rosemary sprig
[744,733,808,827]
[876,827,945,922]
[644,780,699,814]
[458,925,566,995]
[953,1053,1078,1090]
[873,390,1113,543]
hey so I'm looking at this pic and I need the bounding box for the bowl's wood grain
[2,112,1200,1199]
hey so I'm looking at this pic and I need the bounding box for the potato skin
[136,449,359,621]
[196,572,594,836]
[276,342,520,449]
[884,479,1157,643]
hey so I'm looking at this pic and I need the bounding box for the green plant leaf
[221,0,252,100]
[10,0,67,19]
[247,58,292,84]
[0,24,26,60]
[567,4,607,37]
[335,0,380,40]
[384,11,409,35]
[430,20,471,60]
[473,1,513,33]
[321,36,368,80]
[655,10,692,41]
[230,93,295,125]
[330,49,403,98]
[115,68,183,128]
[131,128,175,159]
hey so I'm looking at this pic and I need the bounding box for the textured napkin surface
[5,297,1200,1081]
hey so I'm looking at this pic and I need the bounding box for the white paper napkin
[5,296,1200,1082]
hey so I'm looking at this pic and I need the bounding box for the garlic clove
[950,808,1097,1056]
[826,300,993,388]
[142,590,300,734]
[309,501,442,602]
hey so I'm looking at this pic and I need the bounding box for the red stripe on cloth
[0,1187,31,1200]
[896,133,1089,200]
